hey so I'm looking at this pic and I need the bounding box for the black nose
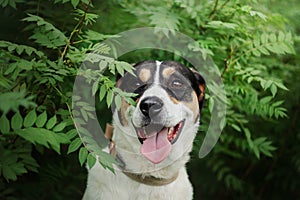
[140,96,163,117]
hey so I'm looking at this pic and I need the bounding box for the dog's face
[113,61,205,171]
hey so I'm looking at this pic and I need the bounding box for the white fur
[83,62,199,200]
[83,158,193,200]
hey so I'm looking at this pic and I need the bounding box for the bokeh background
[0,0,299,199]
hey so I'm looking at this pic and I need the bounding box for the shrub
[0,0,298,199]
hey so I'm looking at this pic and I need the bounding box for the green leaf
[18,60,33,70]
[274,82,289,91]
[24,110,37,128]
[231,124,241,132]
[16,45,24,55]
[66,129,78,140]
[36,111,47,127]
[99,85,107,101]
[108,63,116,74]
[79,147,88,166]
[270,84,277,97]
[8,45,16,52]
[124,97,137,107]
[115,62,125,76]
[46,115,57,129]
[253,146,260,159]
[11,112,23,130]
[2,166,18,181]
[149,7,180,36]
[206,21,238,30]
[260,96,272,104]
[272,100,284,107]
[87,153,96,169]
[244,128,253,149]
[23,14,67,48]
[54,132,71,144]
[99,60,108,71]
[97,150,117,173]
[81,0,90,5]
[263,80,273,90]
[67,137,82,154]
[0,91,36,114]
[92,81,99,96]
[4,64,17,75]
[106,90,114,107]
[71,0,80,8]
[0,114,10,133]
[15,127,67,153]
[114,95,122,110]
[115,61,135,76]
[52,122,67,132]
[81,108,88,121]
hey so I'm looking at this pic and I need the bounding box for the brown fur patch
[182,92,199,122]
[162,67,175,79]
[135,97,140,104]
[120,97,130,126]
[170,97,179,104]
[139,68,151,83]
[199,84,205,101]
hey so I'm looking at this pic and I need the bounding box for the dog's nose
[140,96,163,117]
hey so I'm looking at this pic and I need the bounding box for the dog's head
[113,61,205,171]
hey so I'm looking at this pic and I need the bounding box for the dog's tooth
[142,127,147,137]
[168,127,174,135]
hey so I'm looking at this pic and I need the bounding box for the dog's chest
[84,162,193,200]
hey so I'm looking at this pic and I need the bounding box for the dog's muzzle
[133,96,185,164]
[138,96,165,134]
[140,96,163,121]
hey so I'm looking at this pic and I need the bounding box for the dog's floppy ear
[192,70,206,111]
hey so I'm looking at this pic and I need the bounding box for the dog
[83,61,205,200]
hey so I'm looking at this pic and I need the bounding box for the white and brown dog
[83,61,205,200]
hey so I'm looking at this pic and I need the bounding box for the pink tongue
[140,128,172,164]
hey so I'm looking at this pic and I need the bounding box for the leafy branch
[61,1,94,60]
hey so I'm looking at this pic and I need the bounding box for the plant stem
[60,2,91,61]
[219,0,230,11]
[221,44,235,78]
[53,86,77,131]
[208,0,219,19]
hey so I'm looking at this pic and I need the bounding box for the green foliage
[0,0,23,9]
[0,91,36,114]
[0,0,299,199]
[54,0,90,8]
[0,0,129,188]
[0,109,70,182]
[23,14,68,49]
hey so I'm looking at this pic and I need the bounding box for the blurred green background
[0,0,299,199]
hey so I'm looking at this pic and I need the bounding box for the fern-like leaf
[23,14,68,48]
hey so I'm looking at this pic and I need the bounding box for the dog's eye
[171,80,183,88]
[135,81,141,87]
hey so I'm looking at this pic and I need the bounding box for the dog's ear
[192,70,206,111]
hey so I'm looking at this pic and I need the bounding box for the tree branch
[208,0,219,19]
[221,44,235,78]
[60,2,91,60]
[219,0,230,11]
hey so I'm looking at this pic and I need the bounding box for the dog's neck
[123,171,179,186]
[104,123,185,186]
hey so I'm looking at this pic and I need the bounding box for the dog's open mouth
[134,120,185,164]
[136,120,185,144]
